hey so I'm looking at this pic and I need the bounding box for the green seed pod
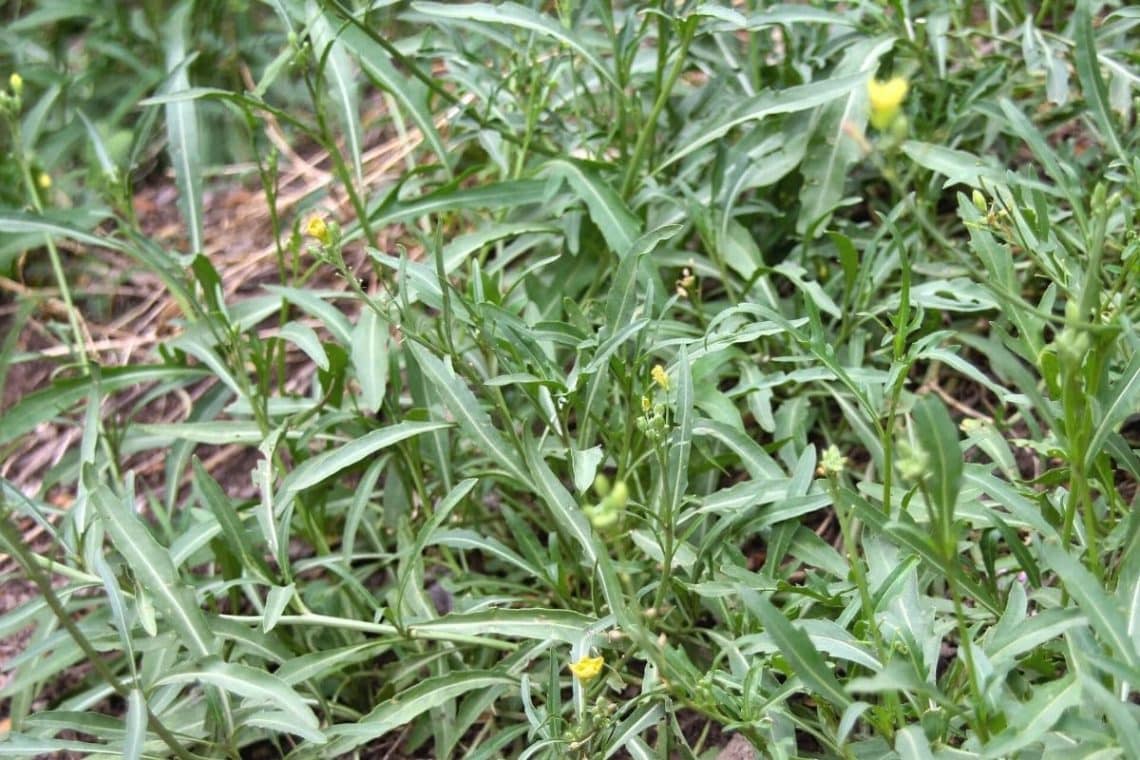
[607,480,629,510]
[972,189,987,213]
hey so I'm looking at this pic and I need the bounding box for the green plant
[1,1,1138,758]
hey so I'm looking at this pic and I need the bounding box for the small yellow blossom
[641,395,651,412]
[867,76,908,131]
[305,215,331,245]
[37,172,51,190]
[651,364,669,391]
[569,654,604,682]
[9,73,23,96]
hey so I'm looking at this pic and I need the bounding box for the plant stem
[619,17,695,199]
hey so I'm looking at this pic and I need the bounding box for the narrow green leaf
[583,319,650,375]
[162,7,203,254]
[76,110,118,178]
[263,584,294,633]
[0,211,124,252]
[981,675,1080,758]
[278,322,330,371]
[1075,1,1125,158]
[193,458,272,581]
[605,224,681,330]
[212,617,292,663]
[997,99,1080,205]
[281,420,451,495]
[428,529,545,580]
[88,473,218,658]
[0,366,208,447]
[308,2,364,185]
[1079,661,1140,758]
[524,437,631,627]
[605,245,646,333]
[407,342,529,484]
[0,736,119,756]
[123,688,147,760]
[368,179,547,230]
[342,453,385,561]
[745,6,859,26]
[24,711,126,740]
[244,710,328,745]
[351,308,390,414]
[93,555,136,665]
[325,671,515,750]
[442,222,560,275]
[1041,543,1140,669]
[337,22,451,171]
[838,702,873,745]
[691,418,783,480]
[797,36,894,234]
[412,608,594,643]
[895,724,935,760]
[393,478,477,613]
[603,703,664,759]
[158,656,322,735]
[524,438,598,567]
[663,73,865,168]
[135,421,266,445]
[739,589,852,709]
[1085,350,1140,471]
[901,141,1009,190]
[412,2,618,90]
[912,395,963,555]
[544,159,639,254]
[665,346,693,527]
[276,641,389,686]
[263,285,354,345]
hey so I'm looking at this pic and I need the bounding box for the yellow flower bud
[868,76,908,131]
[9,73,22,96]
[569,655,604,682]
[37,172,51,190]
[651,364,669,391]
[305,215,331,245]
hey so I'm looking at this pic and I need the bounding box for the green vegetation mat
[1,1,1138,757]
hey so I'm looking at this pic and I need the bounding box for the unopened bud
[972,189,987,212]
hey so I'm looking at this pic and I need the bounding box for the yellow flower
[651,364,669,391]
[9,73,22,96]
[37,172,51,190]
[569,654,604,682]
[305,215,331,245]
[867,76,908,131]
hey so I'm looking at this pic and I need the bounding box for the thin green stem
[9,120,91,373]
[619,18,695,199]
[830,478,903,736]
[948,574,990,741]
